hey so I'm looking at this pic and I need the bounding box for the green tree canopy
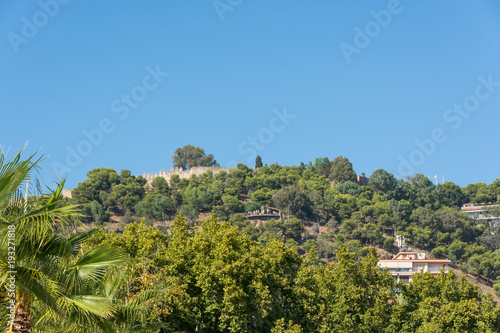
[72,167,120,204]
[390,271,500,332]
[255,155,263,168]
[439,181,467,208]
[329,156,357,184]
[273,185,310,219]
[369,169,398,196]
[171,145,218,170]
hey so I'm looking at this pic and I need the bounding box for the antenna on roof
[396,235,405,252]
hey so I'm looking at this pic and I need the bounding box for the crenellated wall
[139,166,234,184]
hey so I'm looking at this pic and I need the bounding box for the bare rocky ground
[452,267,500,303]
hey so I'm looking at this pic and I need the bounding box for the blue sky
[1,0,499,189]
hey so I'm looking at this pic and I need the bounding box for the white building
[461,203,500,225]
[378,251,451,284]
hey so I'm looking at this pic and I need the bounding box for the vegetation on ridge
[1,146,500,331]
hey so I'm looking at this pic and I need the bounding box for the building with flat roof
[378,251,451,284]
[461,203,500,225]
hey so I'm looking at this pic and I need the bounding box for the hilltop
[62,149,500,301]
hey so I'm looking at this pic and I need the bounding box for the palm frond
[67,228,100,255]
[71,245,130,284]
[112,288,168,332]
[0,147,42,210]
[103,266,127,300]
[61,295,115,318]
[11,265,63,312]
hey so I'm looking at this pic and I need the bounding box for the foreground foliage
[0,149,129,332]
[86,216,500,332]
[3,148,500,331]
[70,156,500,291]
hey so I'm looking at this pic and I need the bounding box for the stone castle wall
[140,166,234,183]
[62,189,73,198]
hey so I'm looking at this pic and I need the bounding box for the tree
[369,169,397,197]
[410,206,438,230]
[464,182,492,203]
[447,239,467,263]
[251,188,274,206]
[136,215,302,332]
[329,156,357,183]
[494,279,500,297]
[135,193,173,222]
[72,168,147,217]
[255,155,263,168]
[259,219,286,244]
[335,181,363,197]
[406,174,439,209]
[222,194,244,214]
[171,145,218,170]
[211,194,245,221]
[72,167,120,204]
[383,236,395,252]
[83,220,170,331]
[229,213,259,240]
[0,148,129,332]
[329,193,358,221]
[104,181,145,215]
[271,318,303,333]
[308,157,331,178]
[439,181,467,208]
[390,271,500,332]
[307,191,329,222]
[435,208,476,243]
[226,166,249,194]
[410,174,433,189]
[273,186,309,219]
[295,246,396,332]
[150,176,170,195]
[489,178,500,202]
[89,200,108,225]
[284,218,305,241]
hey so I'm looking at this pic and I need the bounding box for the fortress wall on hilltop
[139,166,234,184]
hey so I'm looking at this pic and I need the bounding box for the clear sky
[1,0,499,189]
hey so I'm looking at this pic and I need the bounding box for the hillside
[65,156,500,301]
[5,148,500,331]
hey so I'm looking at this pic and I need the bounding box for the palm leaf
[0,148,131,331]
[9,265,63,312]
[0,147,42,210]
[71,245,130,284]
[61,295,115,318]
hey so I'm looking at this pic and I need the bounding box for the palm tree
[0,148,129,332]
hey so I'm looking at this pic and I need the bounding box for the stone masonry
[140,166,234,184]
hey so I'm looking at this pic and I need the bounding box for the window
[414,263,426,272]
[428,264,442,272]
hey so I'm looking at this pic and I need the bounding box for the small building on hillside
[378,251,451,284]
[461,203,500,225]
